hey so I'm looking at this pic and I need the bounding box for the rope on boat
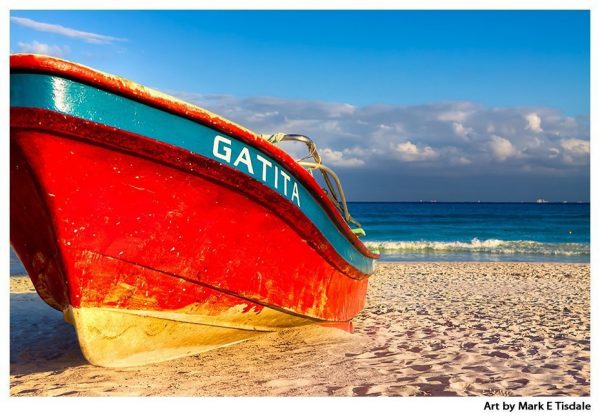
[259,133,362,230]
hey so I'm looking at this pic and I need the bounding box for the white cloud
[320,148,365,167]
[525,113,543,133]
[11,16,126,44]
[246,110,279,123]
[392,141,438,162]
[489,135,517,161]
[436,103,475,122]
[172,91,589,174]
[560,138,590,155]
[17,41,69,57]
[559,138,590,165]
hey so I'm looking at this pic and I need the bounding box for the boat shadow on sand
[10,293,87,376]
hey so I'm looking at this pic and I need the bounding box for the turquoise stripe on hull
[11,73,374,274]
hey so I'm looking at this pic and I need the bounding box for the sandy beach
[10,262,589,397]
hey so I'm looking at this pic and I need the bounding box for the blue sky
[10,10,590,201]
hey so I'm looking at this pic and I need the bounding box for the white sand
[10,262,590,396]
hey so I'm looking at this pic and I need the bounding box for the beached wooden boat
[10,54,378,367]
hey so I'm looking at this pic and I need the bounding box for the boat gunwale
[10,54,379,260]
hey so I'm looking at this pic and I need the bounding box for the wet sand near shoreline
[10,262,590,396]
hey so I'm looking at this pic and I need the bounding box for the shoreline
[10,261,590,396]
[377,260,590,264]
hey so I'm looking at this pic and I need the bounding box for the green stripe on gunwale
[11,73,374,274]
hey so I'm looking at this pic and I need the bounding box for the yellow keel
[65,306,312,367]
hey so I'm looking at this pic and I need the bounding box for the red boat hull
[11,110,370,366]
[10,54,377,367]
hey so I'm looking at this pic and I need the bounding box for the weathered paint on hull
[11,124,369,318]
[10,54,378,367]
[11,115,367,365]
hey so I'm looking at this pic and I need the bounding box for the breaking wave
[365,238,590,257]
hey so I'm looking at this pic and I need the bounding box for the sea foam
[364,238,590,257]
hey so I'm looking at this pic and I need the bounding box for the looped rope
[259,133,287,144]
[259,132,361,229]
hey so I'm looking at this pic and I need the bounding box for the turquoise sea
[9,202,590,275]
[351,202,590,263]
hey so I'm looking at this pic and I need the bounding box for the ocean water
[9,202,590,275]
[10,249,26,276]
[350,202,590,263]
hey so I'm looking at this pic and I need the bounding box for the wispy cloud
[174,92,589,176]
[11,16,126,44]
[17,41,69,57]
